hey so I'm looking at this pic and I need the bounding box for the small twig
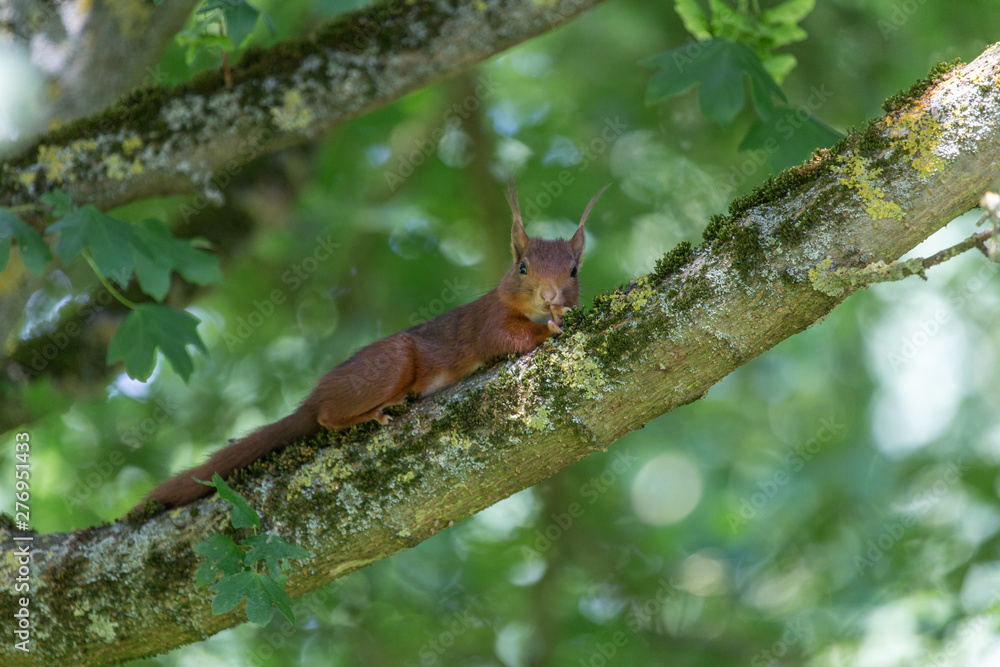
[810,193,1000,297]
[222,51,234,90]
[919,229,993,269]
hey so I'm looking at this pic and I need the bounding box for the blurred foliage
[2,0,1000,665]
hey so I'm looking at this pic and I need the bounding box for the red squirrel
[139,181,608,510]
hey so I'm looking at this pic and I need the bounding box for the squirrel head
[499,179,608,321]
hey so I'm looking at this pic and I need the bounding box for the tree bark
[1,38,998,665]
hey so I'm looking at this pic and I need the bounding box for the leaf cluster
[193,474,311,626]
[175,0,275,68]
[1,191,221,382]
[644,0,842,172]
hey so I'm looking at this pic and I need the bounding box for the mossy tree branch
[1,34,999,667]
[0,0,608,212]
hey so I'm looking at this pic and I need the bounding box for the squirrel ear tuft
[571,184,610,261]
[505,176,529,260]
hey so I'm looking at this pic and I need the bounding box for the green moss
[729,223,765,276]
[882,59,963,114]
[702,214,731,243]
[653,241,694,280]
[0,512,14,530]
[668,273,713,312]
[143,546,197,596]
[775,210,820,246]
[123,499,165,527]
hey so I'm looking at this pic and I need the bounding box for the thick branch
[1,38,999,667]
[0,0,606,211]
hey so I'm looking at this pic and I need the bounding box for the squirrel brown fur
[139,180,608,510]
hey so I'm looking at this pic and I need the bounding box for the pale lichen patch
[102,153,141,180]
[121,135,143,156]
[885,105,945,175]
[271,90,314,132]
[808,256,926,297]
[833,154,904,222]
[537,332,608,399]
[86,614,118,642]
[525,406,552,431]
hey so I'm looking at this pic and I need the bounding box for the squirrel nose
[541,287,558,303]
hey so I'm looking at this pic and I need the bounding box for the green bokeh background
[4,0,1000,664]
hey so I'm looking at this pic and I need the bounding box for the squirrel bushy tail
[139,406,319,509]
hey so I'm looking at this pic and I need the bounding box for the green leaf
[739,106,843,172]
[106,304,207,382]
[244,534,310,580]
[762,53,798,84]
[48,205,136,286]
[644,39,786,127]
[222,0,261,50]
[674,0,711,40]
[763,0,816,26]
[130,219,220,301]
[201,472,261,530]
[194,533,247,586]
[40,189,73,218]
[209,571,295,625]
[0,210,52,275]
[708,0,752,37]
[759,22,808,48]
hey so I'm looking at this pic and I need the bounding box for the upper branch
[0,0,607,212]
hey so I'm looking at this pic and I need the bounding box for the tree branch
[2,35,999,667]
[0,0,607,212]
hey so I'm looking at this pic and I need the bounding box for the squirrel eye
[519,261,527,275]
[570,265,578,278]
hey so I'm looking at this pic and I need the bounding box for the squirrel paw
[547,304,570,334]
[374,409,393,426]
